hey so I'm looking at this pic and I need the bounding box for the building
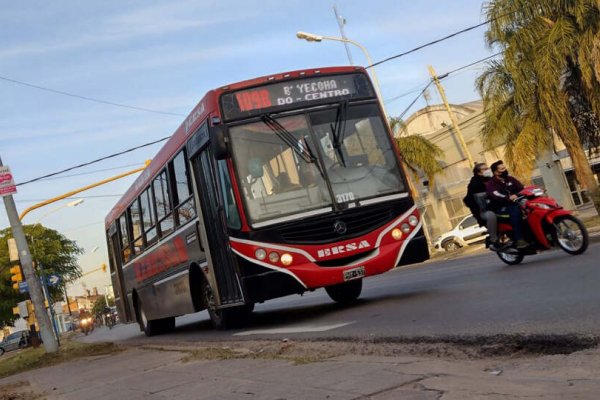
[402,101,600,240]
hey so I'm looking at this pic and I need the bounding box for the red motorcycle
[496,186,589,265]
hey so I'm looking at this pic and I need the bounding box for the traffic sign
[0,166,17,197]
[18,281,28,294]
[47,274,61,287]
[16,274,61,293]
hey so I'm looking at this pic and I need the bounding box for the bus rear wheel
[137,300,175,336]
[325,279,362,304]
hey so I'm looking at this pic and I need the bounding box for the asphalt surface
[81,242,600,345]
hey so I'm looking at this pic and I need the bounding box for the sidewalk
[2,340,600,399]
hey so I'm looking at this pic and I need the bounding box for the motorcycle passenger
[486,160,528,249]
[463,162,500,251]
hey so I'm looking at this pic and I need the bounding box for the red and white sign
[0,166,17,197]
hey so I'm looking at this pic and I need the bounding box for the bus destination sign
[221,73,374,120]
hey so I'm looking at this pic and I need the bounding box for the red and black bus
[105,66,429,335]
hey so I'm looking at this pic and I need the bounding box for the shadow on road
[171,288,434,335]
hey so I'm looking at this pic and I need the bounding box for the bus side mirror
[211,125,230,160]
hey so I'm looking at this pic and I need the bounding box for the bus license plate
[343,266,365,281]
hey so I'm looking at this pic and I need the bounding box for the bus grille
[277,204,393,244]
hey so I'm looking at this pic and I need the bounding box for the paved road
[82,242,600,344]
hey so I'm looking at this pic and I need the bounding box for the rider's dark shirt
[486,176,524,210]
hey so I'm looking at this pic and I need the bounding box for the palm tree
[479,0,600,213]
[389,117,443,184]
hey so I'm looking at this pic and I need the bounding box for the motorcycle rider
[463,162,501,251]
[486,160,528,249]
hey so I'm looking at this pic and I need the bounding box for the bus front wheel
[202,280,253,330]
[325,279,362,304]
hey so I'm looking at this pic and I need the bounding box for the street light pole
[31,199,85,336]
[296,31,384,110]
[332,5,354,65]
[296,31,419,199]
[0,155,58,354]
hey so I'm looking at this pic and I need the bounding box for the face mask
[482,169,493,178]
[500,171,509,178]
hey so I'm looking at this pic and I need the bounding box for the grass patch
[0,340,122,379]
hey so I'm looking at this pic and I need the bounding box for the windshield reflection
[228,104,405,227]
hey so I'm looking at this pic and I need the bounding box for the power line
[0,75,186,117]
[368,21,490,68]
[368,10,515,69]
[15,195,124,203]
[439,52,503,79]
[36,163,145,181]
[397,81,434,120]
[391,52,503,119]
[384,79,432,104]
[16,136,169,187]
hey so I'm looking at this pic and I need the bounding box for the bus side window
[118,213,132,263]
[129,198,144,256]
[170,149,196,225]
[153,170,174,237]
[140,187,158,247]
[218,160,241,229]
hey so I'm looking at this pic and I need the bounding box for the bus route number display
[222,73,373,120]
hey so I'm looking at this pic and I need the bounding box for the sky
[0,0,492,296]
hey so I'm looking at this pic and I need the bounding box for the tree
[0,224,83,327]
[91,295,115,318]
[479,0,600,213]
[389,117,443,183]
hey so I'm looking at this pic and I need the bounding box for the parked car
[433,215,488,252]
[0,330,30,356]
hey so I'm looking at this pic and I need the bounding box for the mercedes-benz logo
[333,220,347,235]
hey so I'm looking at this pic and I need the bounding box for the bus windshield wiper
[261,114,315,164]
[330,100,349,167]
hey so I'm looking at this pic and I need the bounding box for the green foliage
[389,117,443,183]
[91,295,115,318]
[0,225,83,327]
[478,0,600,211]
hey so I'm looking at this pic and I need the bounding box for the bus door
[107,222,132,322]
[188,123,245,307]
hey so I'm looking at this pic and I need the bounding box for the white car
[433,215,488,252]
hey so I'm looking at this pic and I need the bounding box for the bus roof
[104,66,366,229]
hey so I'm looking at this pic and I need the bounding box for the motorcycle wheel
[554,215,589,255]
[497,250,524,265]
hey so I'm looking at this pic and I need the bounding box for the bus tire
[325,279,362,304]
[201,279,251,330]
[136,299,164,337]
[159,316,176,333]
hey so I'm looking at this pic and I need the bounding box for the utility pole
[333,4,354,65]
[0,155,58,353]
[428,65,474,166]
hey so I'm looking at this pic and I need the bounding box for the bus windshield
[229,103,405,227]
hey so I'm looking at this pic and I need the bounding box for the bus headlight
[268,252,280,263]
[401,223,411,234]
[281,253,293,266]
[408,215,419,226]
[255,249,267,260]
[391,228,402,240]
